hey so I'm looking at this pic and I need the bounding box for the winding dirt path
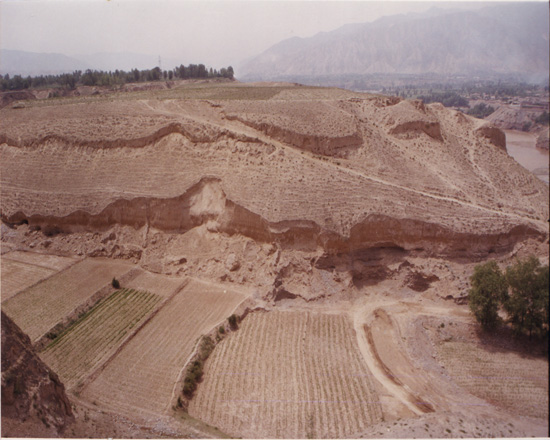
[141,99,546,232]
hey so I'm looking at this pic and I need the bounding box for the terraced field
[2,251,78,271]
[189,310,383,439]
[1,251,78,301]
[41,288,162,390]
[81,279,247,417]
[437,341,549,419]
[1,259,56,301]
[125,271,186,298]
[1,258,134,341]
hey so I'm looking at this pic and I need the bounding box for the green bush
[218,326,225,334]
[199,336,214,360]
[228,314,239,329]
[468,261,508,331]
[505,256,549,338]
[111,277,120,289]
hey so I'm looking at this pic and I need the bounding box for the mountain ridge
[240,3,549,81]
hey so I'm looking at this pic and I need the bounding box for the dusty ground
[1,82,548,438]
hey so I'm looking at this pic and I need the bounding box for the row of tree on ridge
[0,63,234,91]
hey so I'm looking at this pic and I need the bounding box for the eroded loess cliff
[0,84,548,301]
[1,312,74,437]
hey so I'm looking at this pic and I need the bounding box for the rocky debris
[1,311,74,437]
[225,253,240,272]
[404,271,440,292]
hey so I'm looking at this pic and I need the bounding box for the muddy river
[505,130,549,184]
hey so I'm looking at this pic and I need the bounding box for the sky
[0,0,544,70]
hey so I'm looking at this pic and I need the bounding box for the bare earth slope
[1,84,547,261]
[1,82,548,438]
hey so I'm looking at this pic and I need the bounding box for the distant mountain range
[240,3,549,82]
[0,50,181,76]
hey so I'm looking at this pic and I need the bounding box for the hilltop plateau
[1,82,548,438]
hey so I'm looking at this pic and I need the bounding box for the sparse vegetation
[467,103,496,118]
[535,111,549,125]
[417,92,468,108]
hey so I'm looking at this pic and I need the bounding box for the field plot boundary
[168,285,249,411]
[1,255,82,304]
[80,278,250,418]
[1,259,56,302]
[78,278,190,392]
[189,309,383,438]
[1,250,81,270]
[436,338,549,419]
[33,266,142,350]
[2,258,139,345]
[41,287,165,390]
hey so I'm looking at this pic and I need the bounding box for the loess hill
[1,83,547,267]
[1,82,548,438]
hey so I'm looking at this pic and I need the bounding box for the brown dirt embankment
[1,311,74,437]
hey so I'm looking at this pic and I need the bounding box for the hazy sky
[0,0,542,70]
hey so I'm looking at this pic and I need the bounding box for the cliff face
[0,84,548,295]
[1,312,74,437]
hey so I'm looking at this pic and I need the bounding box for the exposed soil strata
[226,116,363,158]
[474,124,507,151]
[1,83,547,439]
[2,182,543,261]
[0,121,258,149]
[1,312,74,437]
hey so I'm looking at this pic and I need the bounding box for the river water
[505,130,549,184]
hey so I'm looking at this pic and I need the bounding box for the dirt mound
[0,90,36,109]
[1,311,74,437]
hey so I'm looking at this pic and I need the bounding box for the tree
[504,256,549,338]
[468,261,508,330]
[228,314,238,330]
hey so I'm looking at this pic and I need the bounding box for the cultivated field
[41,288,162,390]
[81,279,247,417]
[189,310,383,439]
[124,271,186,298]
[1,258,134,341]
[1,259,55,301]
[1,251,78,301]
[437,340,549,419]
[1,250,78,271]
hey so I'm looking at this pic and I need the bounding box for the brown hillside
[1,311,74,437]
[1,85,547,257]
[0,82,548,438]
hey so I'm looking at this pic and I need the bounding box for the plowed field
[125,271,186,298]
[1,251,78,301]
[81,279,247,417]
[437,341,549,419]
[1,258,56,301]
[2,251,78,271]
[1,258,134,341]
[41,288,162,390]
[188,310,383,438]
